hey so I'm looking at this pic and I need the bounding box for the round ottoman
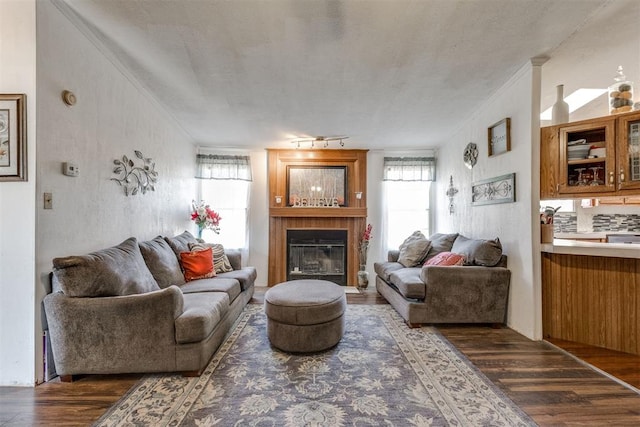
[264,280,346,353]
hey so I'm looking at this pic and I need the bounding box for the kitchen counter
[541,238,640,259]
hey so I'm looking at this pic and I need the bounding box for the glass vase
[357,264,369,290]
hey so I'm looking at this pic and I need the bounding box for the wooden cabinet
[542,252,640,356]
[541,111,640,199]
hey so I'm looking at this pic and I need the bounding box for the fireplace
[287,230,347,286]
[267,149,368,286]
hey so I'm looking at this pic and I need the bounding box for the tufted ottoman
[264,280,346,353]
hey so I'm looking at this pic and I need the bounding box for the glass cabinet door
[616,112,640,191]
[558,118,616,195]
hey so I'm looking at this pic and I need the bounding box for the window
[196,154,252,249]
[200,180,250,248]
[382,156,435,249]
[385,180,432,248]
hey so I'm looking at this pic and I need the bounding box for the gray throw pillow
[451,235,503,266]
[425,232,459,261]
[190,242,234,274]
[139,236,186,288]
[164,230,198,258]
[397,231,432,267]
[52,237,160,297]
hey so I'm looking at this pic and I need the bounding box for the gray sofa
[43,231,256,381]
[375,232,511,326]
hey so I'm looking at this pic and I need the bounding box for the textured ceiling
[54,0,614,150]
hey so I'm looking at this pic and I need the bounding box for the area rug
[95,305,536,426]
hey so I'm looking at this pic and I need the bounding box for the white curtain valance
[383,157,436,181]
[196,154,253,181]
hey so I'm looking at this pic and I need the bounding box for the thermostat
[63,162,79,177]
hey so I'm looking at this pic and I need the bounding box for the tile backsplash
[592,214,640,232]
[553,213,640,232]
[553,213,577,232]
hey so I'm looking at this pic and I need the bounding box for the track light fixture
[290,136,349,149]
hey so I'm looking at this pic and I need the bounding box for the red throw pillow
[424,251,465,266]
[180,247,216,281]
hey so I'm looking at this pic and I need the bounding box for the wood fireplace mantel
[267,149,368,286]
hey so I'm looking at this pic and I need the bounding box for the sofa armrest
[388,250,400,262]
[225,249,242,270]
[43,286,185,376]
[420,265,511,323]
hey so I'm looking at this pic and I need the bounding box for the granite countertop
[554,231,640,239]
[541,238,640,259]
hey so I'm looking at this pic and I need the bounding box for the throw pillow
[397,231,432,267]
[424,251,465,266]
[139,236,186,288]
[189,242,234,274]
[451,235,503,266]
[180,247,216,281]
[164,231,199,258]
[52,237,160,297]
[424,232,459,261]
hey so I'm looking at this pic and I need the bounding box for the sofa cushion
[139,236,186,288]
[397,231,431,267]
[451,235,503,266]
[216,267,257,291]
[425,252,465,266]
[52,237,160,297]
[164,231,198,258]
[425,233,459,261]
[180,277,242,303]
[180,248,216,281]
[388,268,426,300]
[175,292,230,344]
[189,242,234,274]
[373,261,404,282]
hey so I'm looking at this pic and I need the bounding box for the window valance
[383,157,436,181]
[196,154,252,181]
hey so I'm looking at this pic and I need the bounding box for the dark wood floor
[1,287,639,426]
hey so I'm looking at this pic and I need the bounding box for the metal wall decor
[471,173,515,206]
[445,175,459,214]
[111,150,158,196]
[463,142,478,169]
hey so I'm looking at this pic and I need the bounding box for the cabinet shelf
[567,157,606,165]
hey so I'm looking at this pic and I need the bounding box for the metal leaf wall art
[111,150,158,196]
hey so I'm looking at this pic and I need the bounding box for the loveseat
[43,231,256,381]
[375,232,511,326]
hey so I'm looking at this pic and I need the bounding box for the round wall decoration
[463,142,478,169]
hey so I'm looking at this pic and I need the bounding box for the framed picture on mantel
[287,165,347,207]
[488,117,511,157]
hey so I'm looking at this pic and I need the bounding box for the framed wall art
[0,94,27,182]
[287,165,347,207]
[472,173,516,206]
[488,117,511,157]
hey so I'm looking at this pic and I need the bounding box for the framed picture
[287,165,347,207]
[472,173,516,206]
[0,94,27,182]
[488,117,511,157]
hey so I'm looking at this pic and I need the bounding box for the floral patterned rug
[95,304,536,426]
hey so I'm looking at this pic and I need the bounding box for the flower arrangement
[359,223,373,268]
[191,200,221,238]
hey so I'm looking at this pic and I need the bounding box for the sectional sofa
[43,231,256,381]
[375,232,511,326]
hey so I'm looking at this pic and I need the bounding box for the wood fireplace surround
[267,149,368,286]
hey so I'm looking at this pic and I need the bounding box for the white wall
[435,62,542,339]
[34,0,196,383]
[0,0,37,386]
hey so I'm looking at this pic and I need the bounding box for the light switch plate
[44,193,53,209]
